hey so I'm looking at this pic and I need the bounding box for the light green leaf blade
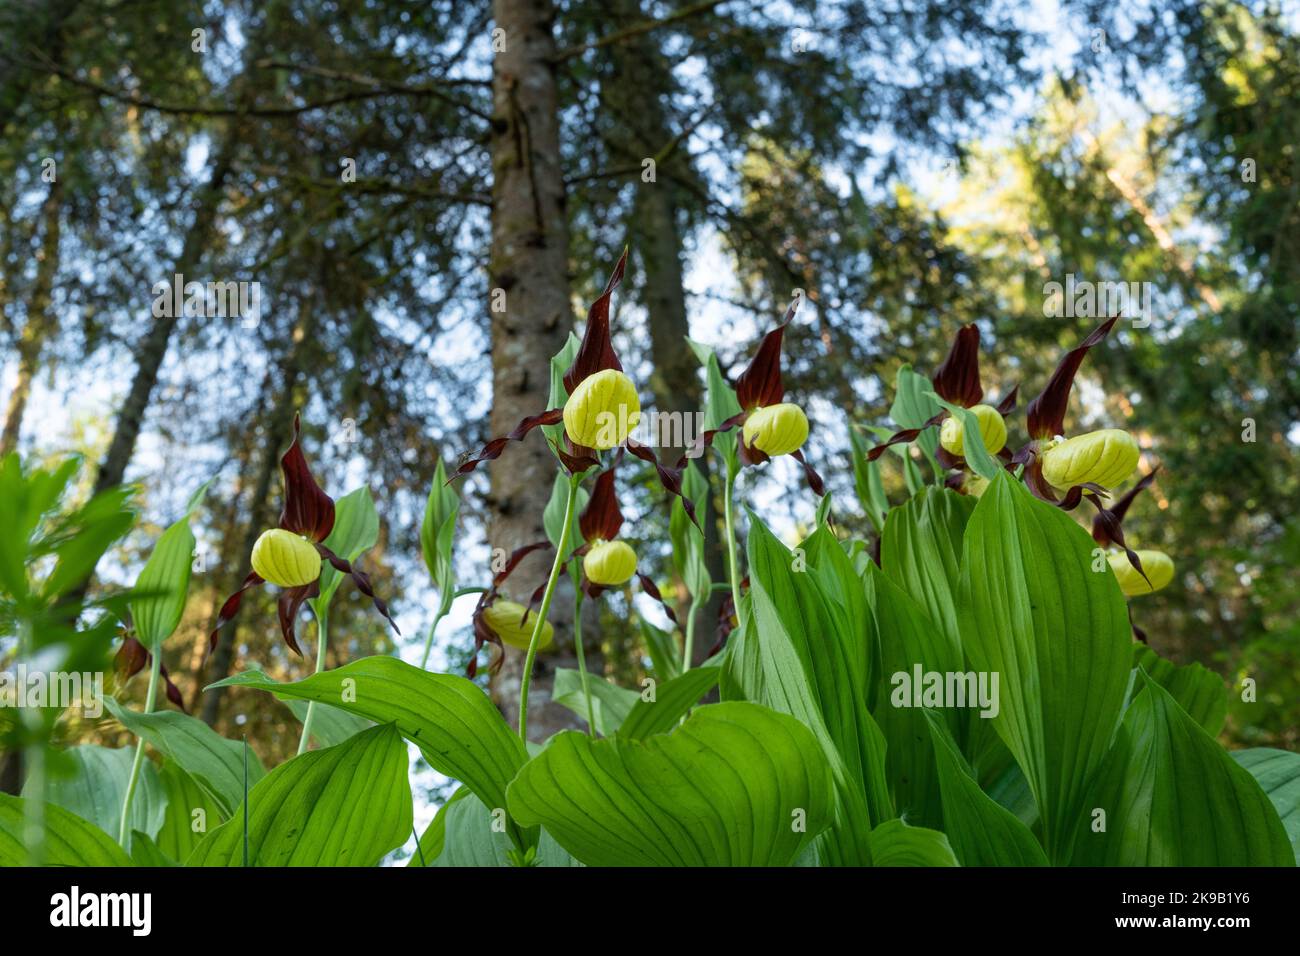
[956,472,1132,862]
[105,696,265,818]
[507,702,833,867]
[314,486,379,609]
[208,655,531,851]
[1132,644,1227,736]
[30,744,165,847]
[928,394,1001,480]
[552,668,639,736]
[639,618,681,682]
[619,665,720,740]
[187,723,411,866]
[0,794,132,866]
[129,830,176,866]
[866,818,958,866]
[1070,675,1294,866]
[155,760,223,862]
[421,458,460,597]
[286,698,373,749]
[129,515,196,650]
[1232,748,1300,863]
[924,710,1048,866]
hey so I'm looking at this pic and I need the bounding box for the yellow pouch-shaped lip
[563,369,641,450]
[742,402,809,457]
[250,528,322,588]
[939,403,1007,456]
[1040,428,1139,491]
[1108,549,1174,597]
[583,539,638,586]
[483,600,554,651]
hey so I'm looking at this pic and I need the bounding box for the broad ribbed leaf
[849,428,889,533]
[925,710,1048,866]
[890,365,942,477]
[130,830,175,866]
[639,618,681,681]
[507,702,832,867]
[286,698,373,748]
[881,487,974,657]
[31,744,165,845]
[0,794,132,866]
[1070,675,1293,866]
[130,505,199,650]
[1232,748,1300,863]
[155,760,223,862]
[732,512,888,864]
[619,665,720,740]
[208,655,531,850]
[105,696,265,817]
[866,818,958,866]
[552,668,639,736]
[421,458,460,595]
[864,566,961,828]
[413,789,580,868]
[957,472,1132,862]
[669,461,711,601]
[187,723,410,866]
[1132,645,1227,735]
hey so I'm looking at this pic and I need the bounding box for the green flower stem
[681,597,701,674]
[572,586,598,735]
[519,474,579,742]
[118,641,162,846]
[722,461,743,622]
[419,587,488,670]
[296,611,329,756]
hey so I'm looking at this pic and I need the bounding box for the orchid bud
[563,369,641,450]
[1039,428,1139,491]
[583,539,638,586]
[1107,549,1175,597]
[965,473,990,497]
[482,600,554,651]
[250,528,322,588]
[939,403,1007,456]
[742,402,809,457]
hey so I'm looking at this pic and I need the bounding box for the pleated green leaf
[552,667,639,736]
[925,710,1048,866]
[286,698,372,749]
[0,794,132,866]
[619,664,720,740]
[1070,675,1293,866]
[186,723,411,866]
[105,696,264,817]
[1232,748,1300,863]
[31,744,165,846]
[507,702,833,867]
[155,760,223,862]
[209,655,531,850]
[1132,644,1227,735]
[956,472,1132,863]
[129,496,202,650]
[314,486,379,610]
[866,818,958,866]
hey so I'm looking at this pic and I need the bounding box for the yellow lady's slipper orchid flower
[1039,428,1139,491]
[563,368,641,450]
[1108,549,1174,597]
[583,539,638,586]
[483,600,554,651]
[939,403,1007,456]
[742,402,809,457]
[250,528,322,588]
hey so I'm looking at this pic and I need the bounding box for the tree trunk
[1,177,61,454]
[487,0,583,739]
[605,9,726,665]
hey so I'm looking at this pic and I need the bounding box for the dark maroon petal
[1025,317,1119,439]
[636,572,679,626]
[945,472,967,493]
[625,438,700,530]
[1129,608,1148,644]
[159,662,188,714]
[1085,491,1151,590]
[276,582,318,657]
[490,540,552,587]
[1092,467,1159,545]
[316,544,401,636]
[450,409,565,481]
[563,251,628,393]
[579,466,624,543]
[735,325,789,410]
[790,449,825,497]
[934,446,962,471]
[523,581,548,619]
[864,412,948,461]
[207,572,265,655]
[932,325,983,407]
[115,635,149,681]
[994,385,1020,416]
[278,413,336,542]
